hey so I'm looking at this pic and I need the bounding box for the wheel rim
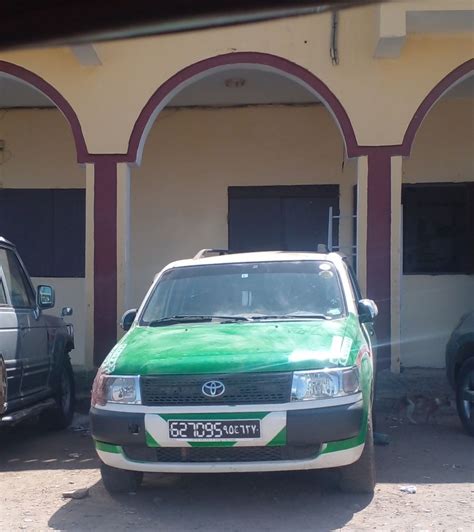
[60,368,71,414]
[460,368,474,422]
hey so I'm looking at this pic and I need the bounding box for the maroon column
[366,150,392,369]
[93,159,117,366]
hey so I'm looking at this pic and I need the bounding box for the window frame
[402,182,474,276]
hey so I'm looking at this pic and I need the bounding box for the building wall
[0,98,472,369]
[401,97,474,367]
[131,105,356,302]
[0,5,472,154]
[0,108,86,366]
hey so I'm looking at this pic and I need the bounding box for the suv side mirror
[121,309,137,331]
[358,299,378,323]
[37,285,55,310]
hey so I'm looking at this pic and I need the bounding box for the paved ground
[0,412,472,531]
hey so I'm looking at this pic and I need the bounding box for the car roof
[162,250,345,272]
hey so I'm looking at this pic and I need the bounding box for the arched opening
[0,67,87,370]
[126,56,359,305]
[400,71,474,368]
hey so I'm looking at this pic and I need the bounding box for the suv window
[0,249,35,308]
[0,276,6,305]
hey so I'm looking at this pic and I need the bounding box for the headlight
[106,376,141,404]
[291,367,359,401]
[91,372,141,406]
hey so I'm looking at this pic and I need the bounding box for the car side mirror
[37,285,55,310]
[358,299,378,323]
[61,307,73,317]
[121,309,137,331]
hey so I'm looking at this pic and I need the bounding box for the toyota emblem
[202,380,225,398]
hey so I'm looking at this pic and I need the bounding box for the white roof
[162,251,343,273]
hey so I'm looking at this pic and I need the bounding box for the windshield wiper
[249,314,331,321]
[148,315,251,326]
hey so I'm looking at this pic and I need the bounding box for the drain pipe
[330,11,339,66]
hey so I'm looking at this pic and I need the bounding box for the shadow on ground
[48,471,373,531]
[46,416,474,531]
[0,415,96,472]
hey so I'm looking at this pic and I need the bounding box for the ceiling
[0,68,472,110]
[0,68,319,109]
[0,73,53,107]
[169,68,318,107]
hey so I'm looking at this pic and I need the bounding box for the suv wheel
[100,463,143,494]
[456,357,474,436]
[338,414,376,494]
[43,355,75,430]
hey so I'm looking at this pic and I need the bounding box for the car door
[0,252,23,407]
[1,248,50,398]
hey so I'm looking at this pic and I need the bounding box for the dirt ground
[0,412,472,532]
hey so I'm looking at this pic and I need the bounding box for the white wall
[0,109,86,366]
[131,105,356,304]
[401,97,474,367]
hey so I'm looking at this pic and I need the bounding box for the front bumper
[90,398,366,473]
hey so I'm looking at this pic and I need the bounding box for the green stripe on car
[95,441,122,454]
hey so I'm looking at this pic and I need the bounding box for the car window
[0,249,35,308]
[141,261,346,324]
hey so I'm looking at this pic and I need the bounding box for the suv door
[0,248,50,399]
[0,252,23,407]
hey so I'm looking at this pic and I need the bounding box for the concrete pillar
[356,156,368,296]
[84,163,95,369]
[366,150,392,370]
[338,179,355,260]
[116,163,131,338]
[92,158,118,366]
[390,156,403,373]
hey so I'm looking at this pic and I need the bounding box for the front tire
[100,463,143,494]
[338,415,376,494]
[43,355,75,430]
[456,357,474,437]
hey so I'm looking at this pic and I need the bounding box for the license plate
[168,420,261,440]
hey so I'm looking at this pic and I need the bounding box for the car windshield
[140,260,346,325]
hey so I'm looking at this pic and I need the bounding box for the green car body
[91,251,376,493]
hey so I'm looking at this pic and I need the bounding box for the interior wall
[0,108,86,366]
[131,105,356,303]
[401,97,474,368]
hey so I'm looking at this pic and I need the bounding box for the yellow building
[0,1,472,377]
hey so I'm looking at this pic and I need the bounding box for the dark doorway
[228,185,339,252]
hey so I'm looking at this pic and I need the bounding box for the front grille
[123,445,321,463]
[140,372,292,406]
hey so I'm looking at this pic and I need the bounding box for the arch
[401,58,474,156]
[0,61,88,162]
[125,52,359,164]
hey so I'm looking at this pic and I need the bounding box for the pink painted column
[93,159,118,366]
[366,150,392,369]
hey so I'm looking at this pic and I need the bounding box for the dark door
[228,185,339,252]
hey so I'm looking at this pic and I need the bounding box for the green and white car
[90,251,378,494]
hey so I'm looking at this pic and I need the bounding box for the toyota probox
[90,250,378,494]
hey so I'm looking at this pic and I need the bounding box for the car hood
[103,315,363,375]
